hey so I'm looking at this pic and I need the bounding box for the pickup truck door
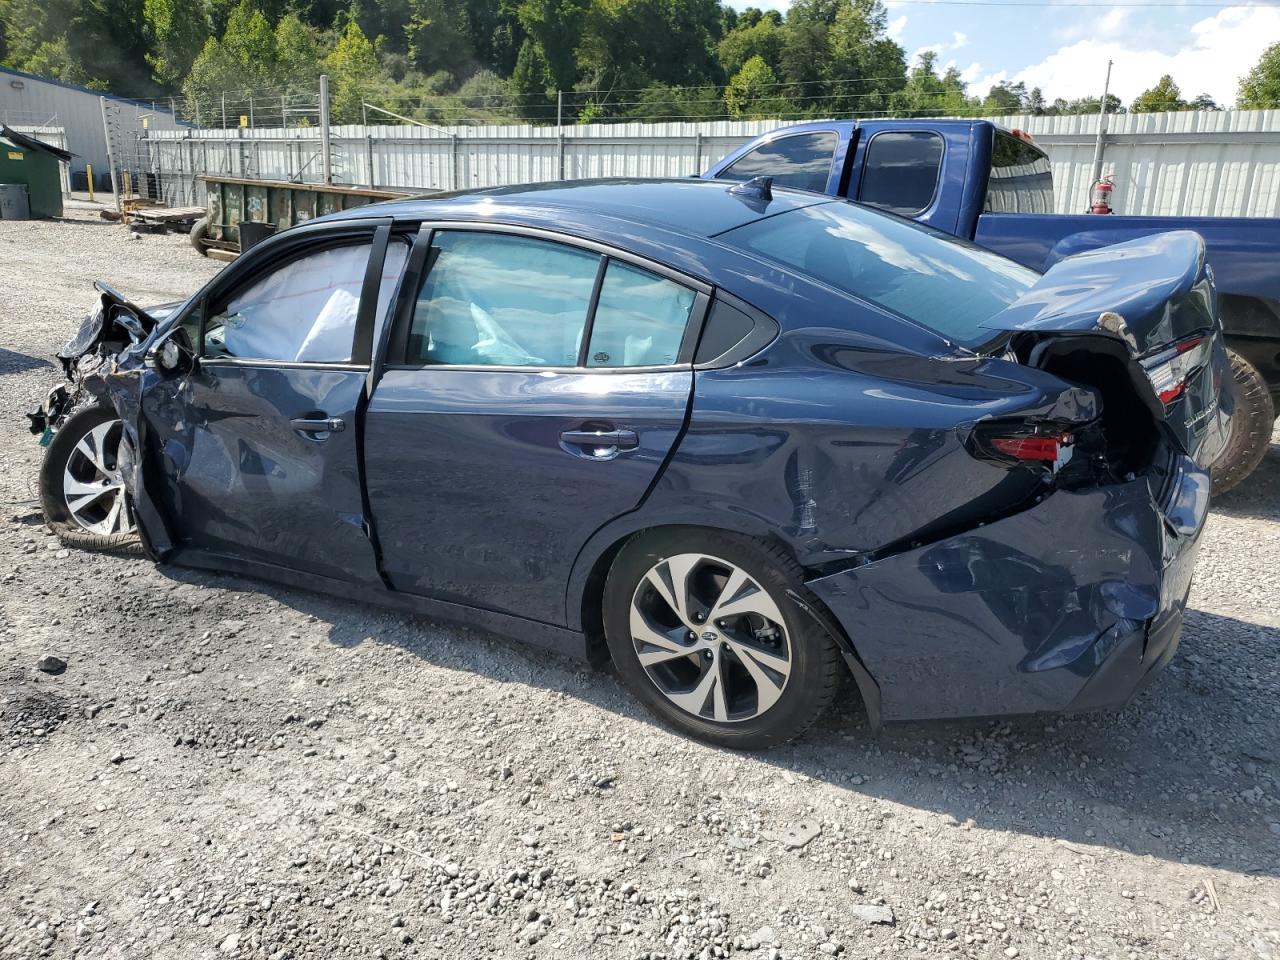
[362,224,706,626]
[845,122,977,235]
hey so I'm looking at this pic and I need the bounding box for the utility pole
[319,74,333,184]
[557,90,563,128]
[1090,59,1114,185]
[221,92,227,130]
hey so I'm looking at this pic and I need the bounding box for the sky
[726,0,1280,107]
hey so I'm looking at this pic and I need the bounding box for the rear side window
[718,132,837,193]
[407,232,599,366]
[719,201,1038,349]
[857,131,944,216]
[586,261,694,367]
[986,131,1054,213]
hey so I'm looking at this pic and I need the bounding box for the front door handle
[560,428,640,458]
[291,416,346,435]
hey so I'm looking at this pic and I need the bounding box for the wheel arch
[568,518,883,726]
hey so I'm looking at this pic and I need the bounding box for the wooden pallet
[131,206,206,224]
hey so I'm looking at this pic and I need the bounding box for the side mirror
[154,326,197,376]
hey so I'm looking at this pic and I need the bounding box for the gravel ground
[1,202,1279,960]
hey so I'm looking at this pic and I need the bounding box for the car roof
[316,177,832,239]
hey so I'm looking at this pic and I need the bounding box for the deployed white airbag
[220,246,369,362]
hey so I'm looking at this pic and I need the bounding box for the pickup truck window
[720,201,1038,349]
[986,132,1054,213]
[718,132,837,193]
[857,131,943,216]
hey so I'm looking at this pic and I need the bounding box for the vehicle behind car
[703,118,1280,492]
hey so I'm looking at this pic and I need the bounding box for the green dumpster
[0,125,71,219]
[195,176,410,253]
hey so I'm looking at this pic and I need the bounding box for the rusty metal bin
[195,176,411,253]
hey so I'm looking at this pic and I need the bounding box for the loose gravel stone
[0,200,1277,960]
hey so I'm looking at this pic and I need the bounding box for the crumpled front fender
[100,345,176,559]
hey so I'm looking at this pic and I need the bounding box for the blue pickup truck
[702,119,1280,492]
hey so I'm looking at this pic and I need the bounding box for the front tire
[602,528,843,749]
[39,404,140,552]
[1211,350,1274,495]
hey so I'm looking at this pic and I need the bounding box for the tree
[274,13,322,93]
[888,50,975,117]
[717,14,785,79]
[144,0,210,87]
[516,0,589,93]
[324,19,383,121]
[982,80,1026,114]
[1130,74,1187,113]
[625,83,722,121]
[405,0,472,79]
[510,37,553,120]
[1026,86,1046,115]
[1189,92,1220,111]
[1050,93,1123,115]
[725,54,787,118]
[824,0,905,116]
[1238,41,1280,109]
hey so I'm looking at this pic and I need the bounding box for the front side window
[857,131,944,216]
[407,232,599,366]
[986,131,1054,213]
[718,132,837,193]
[204,240,407,363]
[586,261,695,367]
[719,200,1038,349]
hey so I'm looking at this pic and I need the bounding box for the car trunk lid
[980,230,1230,467]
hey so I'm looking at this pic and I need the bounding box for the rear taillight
[972,424,1075,471]
[990,434,1070,462]
[1141,335,1208,406]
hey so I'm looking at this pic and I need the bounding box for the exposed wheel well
[578,523,849,660]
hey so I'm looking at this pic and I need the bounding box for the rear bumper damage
[808,454,1209,723]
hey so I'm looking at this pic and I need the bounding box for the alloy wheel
[629,553,792,723]
[61,417,135,537]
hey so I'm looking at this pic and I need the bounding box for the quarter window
[407,232,599,367]
[858,131,944,216]
[719,132,837,193]
[586,261,695,367]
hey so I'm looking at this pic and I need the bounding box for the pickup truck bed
[703,118,1280,491]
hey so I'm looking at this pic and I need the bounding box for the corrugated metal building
[0,66,185,181]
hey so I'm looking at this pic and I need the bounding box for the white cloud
[1011,5,1280,105]
[909,30,970,67]
[888,15,908,41]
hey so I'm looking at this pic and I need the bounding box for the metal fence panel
[138,110,1280,219]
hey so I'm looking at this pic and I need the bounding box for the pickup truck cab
[702,119,1280,492]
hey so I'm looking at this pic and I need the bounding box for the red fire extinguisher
[1088,176,1114,214]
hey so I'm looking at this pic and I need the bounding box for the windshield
[718,201,1038,348]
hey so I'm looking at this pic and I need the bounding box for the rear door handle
[560,428,640,456]
[291,417,346,435]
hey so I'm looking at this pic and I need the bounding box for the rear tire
[1211,350,1274,495]
[39,404,142,554]
[602,528,843,749]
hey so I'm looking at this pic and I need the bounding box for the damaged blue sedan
[30,178,1230,748]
